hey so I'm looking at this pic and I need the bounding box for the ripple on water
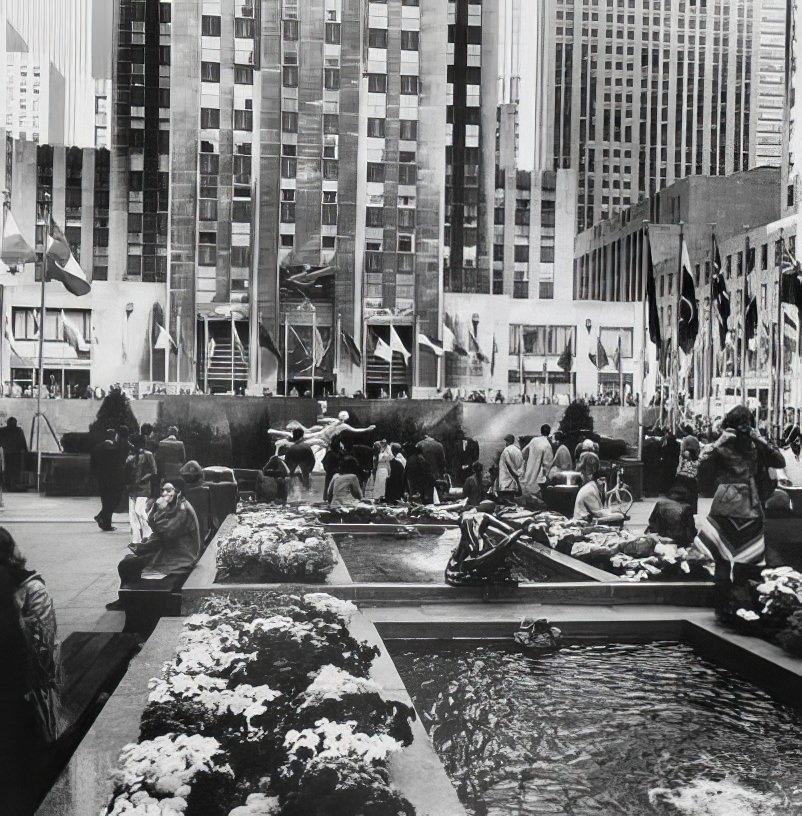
[389,641,802,816]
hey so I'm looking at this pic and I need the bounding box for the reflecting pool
[390,640,802,816]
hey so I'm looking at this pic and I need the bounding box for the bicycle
[605,467,633,517]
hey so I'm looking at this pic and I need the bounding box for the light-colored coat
[521,436,554,496]
[497,444,524,492]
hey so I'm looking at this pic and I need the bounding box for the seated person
[105,481,201,610]
[547,431,573,478]
[645,481,697,548]
[258,445,291,504]
[462,461,490,507]
[179,460,215,543]
[573,468,625,526]
[326,457,363,507]
[576,448,601,485]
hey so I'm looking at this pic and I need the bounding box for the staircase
[206,340,249,389]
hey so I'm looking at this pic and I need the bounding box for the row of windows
[200,108,253,130]
[509,325,577,356]
[201,15,253,38]
[367,29,420,50]
[201,62,253,85]
[12,308,91,342]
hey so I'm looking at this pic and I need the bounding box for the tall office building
[539,0,782,232]
[1,0,112,147]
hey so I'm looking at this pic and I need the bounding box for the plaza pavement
[0,491,720,640]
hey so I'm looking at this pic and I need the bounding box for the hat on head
[504,434,515,444]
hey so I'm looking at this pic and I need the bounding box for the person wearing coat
[417,434,446,481]
[91,428,127,531]
[0,528,61,811]
[384,443,406,504]
[125,434,158,545]
[0,417,28,491]
[496,434,523,503]
[106,482,201,610]
[179,460,215,544]
[520,425,554,498]
[326,457,364,507]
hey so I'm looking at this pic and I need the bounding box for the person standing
[125,435,157,546]
[520,424,554,498]
[90,428,126,531]
[404,442,436,504]
[417,433,446,482]
[547,431,573,478]
[284,427,316,494]
[0,417,28,491]
[372,439,393,502]
[384,443,406,504]
[156,425,186,482]
[496,434,523,503]
[321,436,344,498]
[696,406,785,616]
[462,461,490,507]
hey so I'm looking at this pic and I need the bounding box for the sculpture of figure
[445,511,523,586]
[268,410,376,471]
[513,617,562,650]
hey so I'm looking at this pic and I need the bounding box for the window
[199,200,218,221]
[283,66,298,87]
[368,74,387,93]
[513,325,576,356]
[280,202,295,222]
[398,208,415,229]
[234,110,253,130]
[199,153,219,174]
[398,235,413,253]
[369,28,388,48]
[539,281,554,299]
[367,118,385,138]
[231,246,251,267]
[398,164,416,185]
[159,3,171,22]
[323,114,339,134]
[201,61,220,82]
[400,75,419,94]
[281,157,297,178]
[235,65,253,85]
[514,245,529,263]
[399,119,417,140]
[599,327,634,358]
[324,68,340,90]
[540,246,554,263]
[325,22,341,44]
[201,107,220,129]
[366,207,384,227]
[322,159,338,179]
[235,17,254,38]
[232,201,251,223]
[282,111,298,132]
[202,15,221,36]
[401,31,419,50]
[283,19,299,40]
[367,163,385,183]
[322,192,337,225]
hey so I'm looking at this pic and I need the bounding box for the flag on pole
[418,333,444,357]
[491,333,498,375]
[373,336,394,363]
[711,234,730,349]
[340,328,362,366]
[744,241,758,345]
[468,328,490,363]
[259,323,283,364]
[645,231,662,350]
[61,310,91,357]
[1,208,36,265]
[589,336,609,369]
[153,323,176,351]
[313,326,330,368]
[612,335,622,372]
[557,341,573,372]
[442,324,468,357]
[233,324,247,361]
[780,237,802,326]
[678,238,699,354]
[389,325,411,363]
[46,221,91,296]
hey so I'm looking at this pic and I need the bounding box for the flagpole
[618,334,623,406]
[335,312,342,396]
[1,189,8,391]
[741,231,749,407]
[674,222,683,433]
[36,193,51,492]
[203,314,209,394]
[311,306,317,399]
[362,316,368,397]
[414,313,420,394]
[388,315,393,398]
[284,314,289,396]
[707,227,716,421]
[777,229,786,441]
[638,223,648,459]
[230,311,235,394]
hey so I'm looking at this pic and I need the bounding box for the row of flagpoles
[2,191,92,486]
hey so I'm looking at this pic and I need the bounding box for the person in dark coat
[455,430,480,485]
[125,434,157,545]
[0,416,28,491]
[404,443,435,504]
[417,434,446,481]
[384,443,406,504]
[258,448,291,504]
[91,428,126,531]
[156,426,186,482]
[343,438,374,491]
[179,460,215,543]
[462,461,490,507]
[322,436,344,498]
[284,427,316,491]
[106,481,201,610]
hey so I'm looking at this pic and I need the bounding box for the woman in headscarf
[106,481,201,610]
[695,406,785,615]
[0,528,61,809]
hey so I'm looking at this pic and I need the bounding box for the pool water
[334,530,556,583]
[389,640,802,816]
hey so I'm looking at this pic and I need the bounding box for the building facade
[537,0,782,232]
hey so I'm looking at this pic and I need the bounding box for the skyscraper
[539,0,780,232]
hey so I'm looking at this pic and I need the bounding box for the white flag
[389,325,411,362]
[374,336,394,362]
[153,323,175,350]
[418,333,444,356]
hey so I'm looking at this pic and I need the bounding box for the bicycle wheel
[607,487,633,515]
